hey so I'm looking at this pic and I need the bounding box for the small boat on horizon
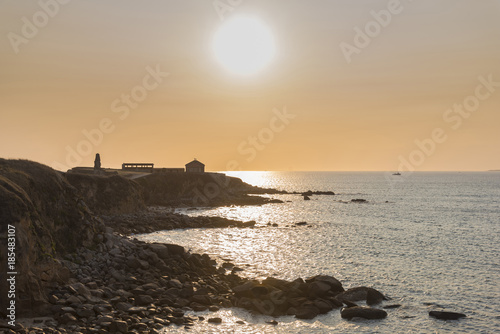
[392,172,401,176]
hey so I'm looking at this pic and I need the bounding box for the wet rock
[314,299,335,314]
[295,221,308,226]
[336,287,386,305]
[351,199,367,202]
[429,311,466,320]
[341,306,387,320]
[232,281,259,298]
[295,305,320,319]
[208,317,222,324]
[190,302,207,311]
[304,196,311,200]
[266,320,278,325]
[242,220,256,227]
[383,304,401,309]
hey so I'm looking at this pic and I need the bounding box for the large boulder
[305,275,344,294]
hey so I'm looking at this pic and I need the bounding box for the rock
[262,277,289,290]
[252,299,275,315]
[60,306,77,315]
[97,315,114,324]
[165,244,185,255]
[135,294,154,306]
[86,281,98,289]
[232,281,259,298]
[208,305,220,312]
[314,299,334,314]
[208,317,222,324]
[336,287,386,305]
[169,279,183,289]
[66,295,82,305]
[71,282,92,299]
[383,304,401,309]
[340,306,387,320]
[429,311,466,320]
[59,313,77,324]
[304,196,311,200]
[115,302,134,312]
[351,199,367,202]
[142,282,160,290]
[131,323,148,331]
[149,243,169,258]
[191,295,211,305]
[243,220,256,227]
[111,320,128,332]
[266,320,278,325]
[127,306,147,314]
[222,262,234,269]
[127,257,141,269]
[307,281,332,298]
[76,306,95,318]
[48,294,59,304]
[295,221,308,226]
[295,305,320,319]
[306,275,344,294]
[190,302,207,311]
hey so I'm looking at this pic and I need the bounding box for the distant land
[488,170,500,171]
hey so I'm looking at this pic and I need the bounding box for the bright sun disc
[213,17,276,75]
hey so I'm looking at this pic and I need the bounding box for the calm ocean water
[138,172,500,333]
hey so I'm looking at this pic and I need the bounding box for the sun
[213,17,276,76]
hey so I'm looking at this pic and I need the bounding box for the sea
[137,171,500,333]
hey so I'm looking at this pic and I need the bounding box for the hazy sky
[1,0,499,171]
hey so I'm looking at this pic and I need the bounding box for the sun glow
[213,17,276,75]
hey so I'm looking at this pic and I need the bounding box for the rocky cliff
[65,173,145,214]
[0,159,103,316]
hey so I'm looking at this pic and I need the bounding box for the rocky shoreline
[1,221,393,334]
[100,207,258,235]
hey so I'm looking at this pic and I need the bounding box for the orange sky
[1,0,499,171]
